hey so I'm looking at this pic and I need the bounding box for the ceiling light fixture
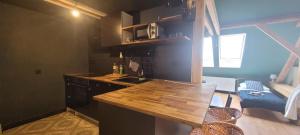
[44,0,106,20]
[71,1,80,18]
[71,9,80,17]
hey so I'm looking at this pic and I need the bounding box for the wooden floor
[3,93,299,135]
[3,112,98,135]
[215,92,300,135]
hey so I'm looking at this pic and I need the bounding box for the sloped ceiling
[215,0,300,26]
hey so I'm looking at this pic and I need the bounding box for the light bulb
[71,9,80,17]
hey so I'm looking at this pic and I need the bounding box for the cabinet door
[109,83,127,91]
[68,83,90,108]
[101,12,122,47]
[65,81,72,107]
[91,81,127,96]
[92,81,110,95]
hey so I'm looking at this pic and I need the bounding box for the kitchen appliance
[148,22,165,39]
[136,28,148,40]
[135,23,164,40]
[64,75,91,108]
[147,23,159,39]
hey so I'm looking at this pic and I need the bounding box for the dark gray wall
[90,5,193,82]
[140,6,192,82]
[0,2,89,128]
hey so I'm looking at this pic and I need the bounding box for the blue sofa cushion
[239,90,286,113]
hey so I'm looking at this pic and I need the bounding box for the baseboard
[2,108,66,131]
[66,107,99,125]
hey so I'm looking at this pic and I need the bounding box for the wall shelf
[122,23,148,31]
[121,14,192,47]
[122,15,185,31]
[121,36,191,46]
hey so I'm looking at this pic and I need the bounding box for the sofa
[237,79,286,113]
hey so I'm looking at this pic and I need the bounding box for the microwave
[135,23,164,40]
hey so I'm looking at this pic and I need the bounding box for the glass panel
[203,37,214,67]
[219,33,246,68]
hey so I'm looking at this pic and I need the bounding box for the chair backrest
[202,122,244,135]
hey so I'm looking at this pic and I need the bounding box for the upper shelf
[121,36,191,46]
[122,15,186,31]
[122,23,148,31]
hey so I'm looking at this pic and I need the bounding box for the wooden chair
[204,108,242,124]
[190,122,244,135]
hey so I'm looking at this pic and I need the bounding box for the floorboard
[3,112,98,135]
[214,92,300,135]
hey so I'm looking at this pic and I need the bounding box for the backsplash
[123,57,154,78]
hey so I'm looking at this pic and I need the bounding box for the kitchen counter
[65,73,216,135]
[88,74,136,87]
[65,74,136,87]
[93,79,216,127]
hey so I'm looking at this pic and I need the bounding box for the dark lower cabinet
[66,83,91,108]
[64,75,127,120]
[91,81,126,95]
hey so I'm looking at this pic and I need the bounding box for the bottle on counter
[119,64,124,75]
[119,52,123,59]
[113,63,119,74]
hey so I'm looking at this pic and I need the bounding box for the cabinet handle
[108,84,112,87]
[96,84,99,87]
[67,96,71,98]
[88,88,92,91]
[67,83,70,86]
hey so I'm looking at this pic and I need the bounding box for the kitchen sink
[113,77,150,84]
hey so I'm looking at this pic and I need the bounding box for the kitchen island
[93,79,216,135]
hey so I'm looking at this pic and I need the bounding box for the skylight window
[219,33,246,68]
[203,37,214,67]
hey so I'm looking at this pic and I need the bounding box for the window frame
[218,33,247,68]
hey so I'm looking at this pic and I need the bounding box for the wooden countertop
[93,80,216,127]
[65,74,136,87]
[88,74,136,87]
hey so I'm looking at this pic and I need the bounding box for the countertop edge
[93,95,203,127]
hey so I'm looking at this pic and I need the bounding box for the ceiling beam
[44,0,107,19]
[276,54,298,83]
[191,0,206,84]
[222,14,300,30]
[276,37,300,83]
[296,61,300,85]
[204,15,214,36]
[206,0,220,35]
[256,24,300,58]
